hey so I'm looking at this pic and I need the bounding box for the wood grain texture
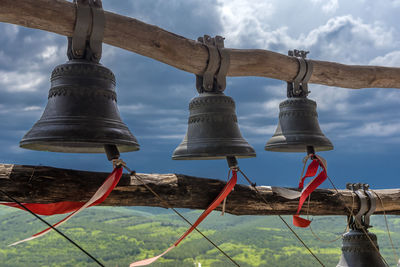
[0,164,399,216]
[1,0,400,89]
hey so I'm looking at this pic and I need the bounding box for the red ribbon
[1,167,123,215]
[293,156,327,228]
[130,170,237,267]
[1,167,123,245]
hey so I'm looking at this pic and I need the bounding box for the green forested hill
[0,206,399,267]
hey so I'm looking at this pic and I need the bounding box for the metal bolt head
[346,183,352,190]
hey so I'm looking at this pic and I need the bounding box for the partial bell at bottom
[337,230,386,267]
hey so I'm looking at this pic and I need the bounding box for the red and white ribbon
[130,170,238,267]
[1,167,123,245]
[293,155,327,228]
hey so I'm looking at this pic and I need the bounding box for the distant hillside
[0,206,398,266]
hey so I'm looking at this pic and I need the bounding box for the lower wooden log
[0,164,399,215]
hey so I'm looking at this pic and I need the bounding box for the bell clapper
[104,144,120,161]
[104,144,127,170]
[226,156,238,171]
[307,145,316,159]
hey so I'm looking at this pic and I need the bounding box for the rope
[119,162,241,267]
[221,169,231,216]
[306,194,353,243]
[237,168,326,267]
[371,189,400,263]
[0,189,105,267]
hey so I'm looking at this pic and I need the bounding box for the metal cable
[120,164,241,267]
[306,194,352,243]
[0,189,105,267]
[237,168,326,267]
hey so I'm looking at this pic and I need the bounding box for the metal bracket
[196,35,230,93]
[363,184,376,228]
[287,49,313,98]
[68,0,105,62]
[346,183,377,230]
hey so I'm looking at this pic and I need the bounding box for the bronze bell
[265,97,333,152]
[337,229,386,267]
[266,50,333,153]
[172,92,256,160]
[20,59,139,153]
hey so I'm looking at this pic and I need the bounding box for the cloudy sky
[1,0,400,188]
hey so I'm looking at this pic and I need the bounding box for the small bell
[265,50,333,153]
[20,59,139,153]
[173,92,255,160]
[265,97,333,152]
[337,229,386,267]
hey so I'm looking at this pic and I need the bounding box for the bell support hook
[68,0,105,62]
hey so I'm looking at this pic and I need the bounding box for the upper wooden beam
[1,164,400,216]
[1,0,400,89]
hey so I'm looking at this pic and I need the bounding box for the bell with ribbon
[7,0,132,250]
[172,35,255,160]
[20,1,139,155]
[265,50,333,153]
[265,50,333,228]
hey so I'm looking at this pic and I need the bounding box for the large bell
[337,229,386,267]
[20,59,139,153]
[173,92,256,160]
[265,97,333,152]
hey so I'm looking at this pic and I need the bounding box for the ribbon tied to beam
[293,155,328,228]
[130,170,237,266]
[1,167,123,245]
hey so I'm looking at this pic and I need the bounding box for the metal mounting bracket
[287,49,313,97]
[196,35,230,93]
[68,0,105,62]
[346,183,377,230]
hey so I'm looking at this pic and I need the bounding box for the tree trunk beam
[1,0,400,89]
[1,164,399,216]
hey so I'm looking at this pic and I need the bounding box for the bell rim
[172,153,256,160]
[20,139,140,153]
[264,144,333,152]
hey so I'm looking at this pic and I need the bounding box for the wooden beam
[1,0,400,89]
[1,164,399,216]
